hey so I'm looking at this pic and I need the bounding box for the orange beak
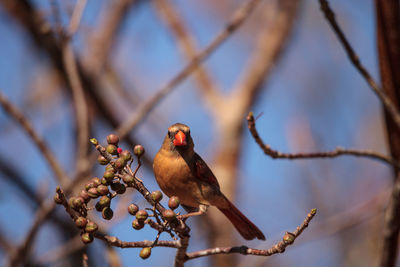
[173,130,187,146]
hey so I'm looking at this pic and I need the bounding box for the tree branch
[115,0,262,138]
[319,0,400,130]
[185,209,316,260]
[247,112,400,168]
[0,92,69,186]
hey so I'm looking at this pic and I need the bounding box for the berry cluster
[54,134,185,260]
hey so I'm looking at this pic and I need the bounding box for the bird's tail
[218,197,265,240]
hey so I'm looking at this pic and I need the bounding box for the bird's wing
[193,153,220,189]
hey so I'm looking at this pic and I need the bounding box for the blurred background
[0,0,394,266]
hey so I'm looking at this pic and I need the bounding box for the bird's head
[166,123,193,151]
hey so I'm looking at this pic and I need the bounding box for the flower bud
[102,207,114,220]
[75,217,88,228]
[122,174,134,184]
[168,196,180,210]
[139,247,151,259]
[97,155,108,165]
[91,177,101,187]
[79,190,90,202]
[132,219,144,230]
[114,157,126,170]
[128,204,139,216]
[151,190,163,203]
[85,221,98,233]
[283,232,295,244]
[162,209,176,222]
[133,145,145,157]
[54,193,63,204]
[81,232,93,244]
[96,185,109,196]
[103,170,115,182]
[111,182,126,194]
[90,138,98,145]
[120,150,132,162]
[87,187,99,198]
[98,195,111,207]
[85,181,95,191]
[136,210,148,221]
[106,144,118,155]
[106,134,119,145]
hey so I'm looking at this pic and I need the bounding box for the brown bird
[153,123,265,240]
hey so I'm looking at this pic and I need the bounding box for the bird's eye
[168,131,172,137]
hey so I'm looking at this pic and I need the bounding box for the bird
[153,123,265,240]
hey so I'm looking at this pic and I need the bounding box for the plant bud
[72,197,84,209]
[90,138,98,145]
[98,195,111,207]
[106,134,119,145]
[151,190,163,203]
[283,232,295,244]
[122,174,134,184]
[85,181,96,191]
[106,144,118,155]
[96,185,109,196]
[81,232,93,244]
[54,193,63,204]
[102,207,114,220]
[111,182,126,194]
[68,197,78,209]
[75,217,88,228]
[79,190,90,202]
[114,157,126,170]
[85,221,98,233]
[128,204,139,216]
[139,247,151,259]
[87,187,99,198]
[105,164,114,171]
[132,219,144,230]
[103,170,115,182]
[92,177,101,186]
[120,150,132,162]
[133,145,145,157]
[136,210,148,221]
[101,177,109,185]
[97,155,108,165]
[168,196,180,210]
[162,209,176,222]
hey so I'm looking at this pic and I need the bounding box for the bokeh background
[0,0,393,266]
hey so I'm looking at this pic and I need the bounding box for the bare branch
[63,0,90,172]
[247,112,400,168]
[0,92,69,185]
[153,0,221,109]
[94,233,180,249]
[115,0,263,138]
[319,0,400,130]
[231,0,300,110]
[185,209,316,260]
[67,0,87,36]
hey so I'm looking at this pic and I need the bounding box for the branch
[0,92,69,186]
[185,209,316,260]
[153,0,221,109]
[115,0,262,138]
[63,0,90,172]
[94,233,179,249]
[247,112,400,168]
[319,0,400,130]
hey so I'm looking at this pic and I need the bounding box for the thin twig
[63,0,90,173]
[115,0,262,138]
[185,209,316,260]
[0,92,69,185]
[94,233,180,248]
[153,0,221,108]
[247,112,400,168]
[67,0,87,37]
[319,0,400,130]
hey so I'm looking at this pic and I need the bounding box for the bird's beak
[173,130,187,146]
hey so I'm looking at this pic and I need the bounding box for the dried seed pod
[85,221,98,233]
[136,210,148,221]
[120,150,132,162]
[168,196,180,210]
[81,232,93,244]
[75,217,88,228]
[162,209,176,222]
[151,190,163,203]
[132,219,144,230]
[139,247,151,259]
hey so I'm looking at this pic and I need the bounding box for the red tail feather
[218,198,265,240]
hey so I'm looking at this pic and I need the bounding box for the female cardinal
[153,123,265,240]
